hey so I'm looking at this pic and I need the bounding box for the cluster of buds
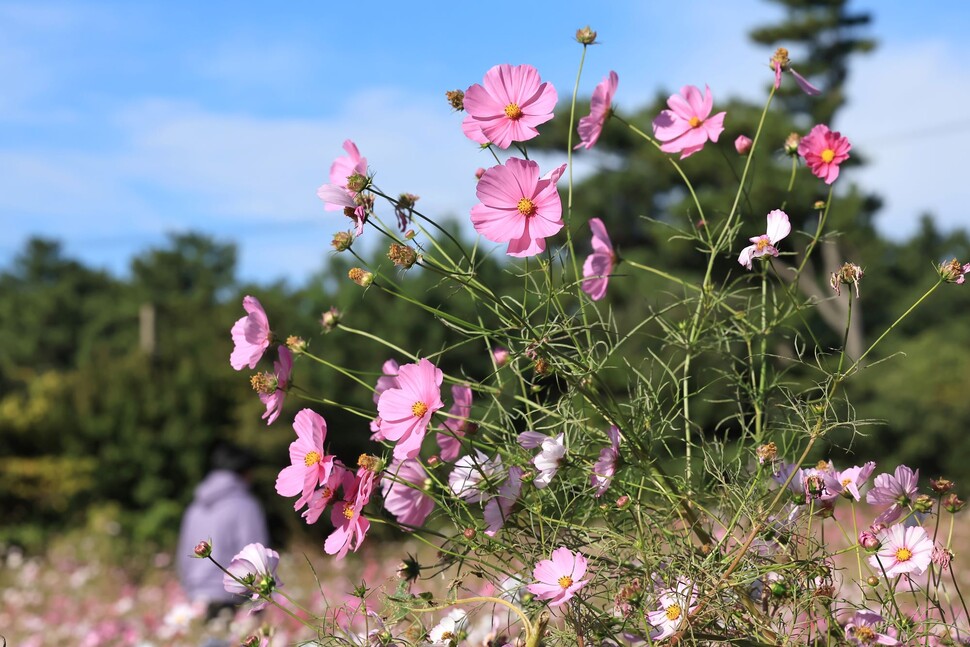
[387,243,418,269]
[445,89,464,111]
[394,193,420,232]
[938,258,970,284]
[348,267,374,287]
[830,262,865,298]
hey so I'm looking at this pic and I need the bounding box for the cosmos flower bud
[813,200,827,210]
[445,89,465,111]
[193,540,212,558]
[348,268,374,287]
[616,495,631,509]
[858,531,880,551]
[463,527,476,540]
[866,576,879,587]
[914,494,934,513]
[331,231,353,252]
[943,493,965,513]
[734,135,752,155]
[575,25,598,45]
[320,307,341,332]
[783,132,801,156]
[475,167,486,180]
[241,635,261,647]
[285,336,307,354]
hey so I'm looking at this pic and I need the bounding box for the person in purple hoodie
[177,441,269,620]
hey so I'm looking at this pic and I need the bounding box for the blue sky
[3,1,969,284]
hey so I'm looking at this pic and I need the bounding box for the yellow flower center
[665,603,682,621]
[842,478,852,486]
[412,401,429,417]
[688,116,702,128]
[854,626,876,643]
[558,575,573,589]
[896,547,912,562]
[304,451,321,467]
[504,103,523,120]
[342,505,355,520]
[821,148,835,163]
[755,237,770,252]
[517,198,537,217]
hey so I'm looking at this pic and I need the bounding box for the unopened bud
[475,167,486,180]
[348,267,374,287]
[784,132,801,156]
[734,135,752,155]
[462,527,476,540]
[320,307,341,332]
[492,347,510,366]
[914,494,934,514]
[866,576,880,587]
[616,495,631,509]
[858,531,880,551]
[426,455,440,468]
[388,243,418,269]
[575,25,598,45]
[943,493,965,513]
[332,231,353,252]
[194,540,212,558]
[769,580,789,598]
[242,634,261,647]
[285,336,307,354]
[813,200,826,210]
[445,89,465,111]
[404,229,416,239]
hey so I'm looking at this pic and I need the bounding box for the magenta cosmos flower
[381,458,435,529]
[526,547,590,607]
[317,139,369,235]
[652,85,726,159]
[258,346,292,425]
[738,209,791,270]
[866,464,919,524]
[576,71,618,150]
[582,217,616,301]
[223,543,283,611]
[868,524,934,577]
[437,384,473,462]
[798,124,851,185]
[462,63,558,149]
[591,425,621,497]
[325,458,380,559]
[230,295,272,370]
[471,158,566,258]
[275,408,336,512]
[822,461,876,501]
[369,358,401,441]
[376,358,444,460]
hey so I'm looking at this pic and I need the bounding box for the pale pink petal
[765,209,791,244]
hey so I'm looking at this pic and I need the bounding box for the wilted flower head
[756,442,778,465]
[830,262,865,298]
[348,267,374,287]
[930,477,955,494]
[769,47,821,95]
[321,307,341,332]
[394,193,419,232]
[331,231,353,252]
[738,209,791,270]
[943,492,966,513]
[387,243,418,269]
[445,89,464,111]
[938,258,970,284]
[652,85,726,159]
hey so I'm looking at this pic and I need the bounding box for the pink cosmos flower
[381,458,435,529]
[428,609,467,646]
[230,295,272,370]
[738,209,791,270]
[518,431,566,489]
[652,85,726,159]
[449,450,504,504]
[463,64,558,149]
[437,384,473,462]
[470,157,566,258]
[325,459,379,560]
[369,359,401,441]
[484,466,523,536]
[844,611,900,646]
[302,465,350,525]
[259,346,292,425]
[798,124,851,184]
[734,135,752,155]
[317,140,370,235]
[223,543,283,611]
[591,425,621,497]
[868,524,934,577]
[866,465,919,524]
[492,347,510,366]
[581,217,616,301]
[576,71,618,150]
[275,408,336,512]
[646,578,698,641]
[328,139,367,195]
[822,461,876,501]
[770,49,821,96]
[377,358,444,460]
[526,547,590,607]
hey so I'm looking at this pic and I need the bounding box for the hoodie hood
[193,470,249,507]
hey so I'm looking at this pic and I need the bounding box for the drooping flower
[470,158,566,258]
[526,547,590,607]
[324,455,381,560]
[738,209,791,270]
[449,450,504,504]
[427,609,467,646]
[518,431,566,489]
[591,425,621,497]
[769,47,822,96]
[830,262,865,298]
[484,466,523,536]
[582,217,616,301]
[381,458,435,529]
[844,610,900,646]
[652,85,726,159]
[576,71,618,150]
[646,578,698,642]
[462,64,558,149]
[798,124,851,184]
[254,346,292,425]
[223,543,283,611]
[822,461,876,501]
[866,465,919,524]
[317,140,370,235]
[868,524,934,577]
[230,295,272,370]
[437,384,474,462]
[376,358,444,460]
[275,409,336,512]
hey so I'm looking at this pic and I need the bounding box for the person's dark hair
[209,441,258,474]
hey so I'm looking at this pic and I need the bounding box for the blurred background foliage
[1,0,968,555]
